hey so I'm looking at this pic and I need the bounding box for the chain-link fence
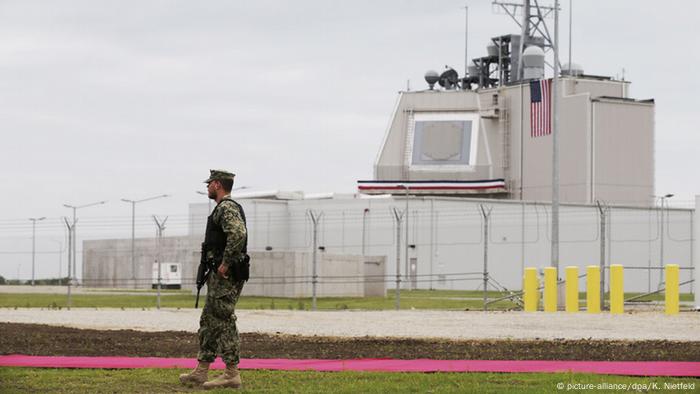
[1,197,696,310]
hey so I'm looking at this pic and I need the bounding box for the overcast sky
[1,0,698,279]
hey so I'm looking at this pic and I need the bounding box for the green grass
[0,289,692,310]
[0,289,520,310]
[83,288,192,294]
[0,367,696,393]
[620,292,694,302]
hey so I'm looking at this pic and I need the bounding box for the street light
[121,194,169,288]
[29,217,46,286]
[63,200,107,285]
[658,193,674,290]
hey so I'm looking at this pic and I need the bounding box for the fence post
[543,267,557,312]
[63,217,74,310]
[665,264,679,315]
[152,216,168,310]
[479,205,492,311]
[391,207,404,311]
[308,210,323,311]
[523,267,538,312]
[596,201,607,311]
[586,266,600,313]
[565,266,579,313]
[610,264,624,314]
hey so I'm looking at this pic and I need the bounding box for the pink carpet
[1,355,698,377]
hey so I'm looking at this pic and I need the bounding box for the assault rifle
[195,243,214,308]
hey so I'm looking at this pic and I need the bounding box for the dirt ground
[1,323,698,361]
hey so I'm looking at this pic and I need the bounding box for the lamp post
[29,217,46,286]
[551,0,562,309]
[121,195,169,288]
[658,193,674,290]
[63,201,107,286]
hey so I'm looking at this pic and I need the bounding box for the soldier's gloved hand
[217,263,229,279]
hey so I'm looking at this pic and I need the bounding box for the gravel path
[1,308,699,341]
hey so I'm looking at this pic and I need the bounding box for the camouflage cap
[204,169,235,184]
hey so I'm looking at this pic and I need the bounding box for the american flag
[530,79,551,137]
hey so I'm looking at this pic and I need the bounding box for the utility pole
[29,217,46,286]
[63,200,107,287]
[308,210,323,311]
[596,201,607,311]
[153,215,168,309]
[479,205,492,311]
[491,1,563,305]
[551,0,562,307]
[121,195,169,288]
[392,207,405,310]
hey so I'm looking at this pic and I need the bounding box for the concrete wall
[83,236,386,297]
[593,99,654,205]
[83,236,199,288]
[243,252,386,297]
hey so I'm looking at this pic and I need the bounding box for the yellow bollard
[523,267,538,312]
[543,267,557,312]
[565,266,579,312]
[586,266,600,313]
[665,264,679,315]
[610,264,624,314]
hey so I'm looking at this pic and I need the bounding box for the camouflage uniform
[197,189,248,367]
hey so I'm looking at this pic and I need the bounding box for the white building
[186,194,694,294]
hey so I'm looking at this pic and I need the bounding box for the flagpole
[551,0,561,307]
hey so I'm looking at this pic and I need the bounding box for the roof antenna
[464,4,469,78]
[568,0,572,76]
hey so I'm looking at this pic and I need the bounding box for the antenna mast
[492,0,561,77]
[464,5,469,78]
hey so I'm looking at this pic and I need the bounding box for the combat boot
[179,361,210,386]
[202,364,242,390]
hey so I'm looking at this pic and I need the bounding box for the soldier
[180,169,248,390]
